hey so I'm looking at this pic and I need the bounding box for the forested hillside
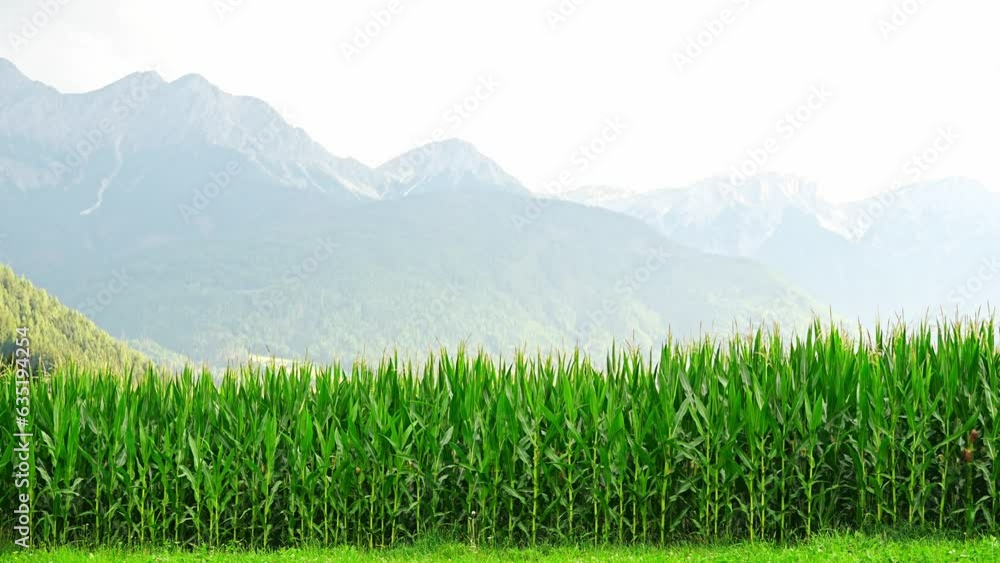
[0,263,148,368]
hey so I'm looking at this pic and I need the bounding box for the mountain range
[0,59,820,365]
[563,174,1000,323]
[2,59,995,366]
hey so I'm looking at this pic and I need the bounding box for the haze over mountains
[563,174,1000,323]
[1,58,995,366]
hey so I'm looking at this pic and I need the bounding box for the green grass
[1,318,998,549]
[3,534,1000,562]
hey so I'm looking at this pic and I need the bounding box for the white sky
[2,0,999,201]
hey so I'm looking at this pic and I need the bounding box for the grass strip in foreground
[3,534,1000,562]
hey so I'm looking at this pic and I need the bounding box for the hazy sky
[3,0,999,201]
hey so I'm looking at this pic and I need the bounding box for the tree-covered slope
[0,263,148,368]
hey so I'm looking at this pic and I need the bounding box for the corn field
[2,319,999,548]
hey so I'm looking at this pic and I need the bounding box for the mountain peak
[423,137,482,155]
[126,69,166,86]
[86,69,165,100]
[169,73,221,96]
[391,138,490,167]
[376,138,528,199]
